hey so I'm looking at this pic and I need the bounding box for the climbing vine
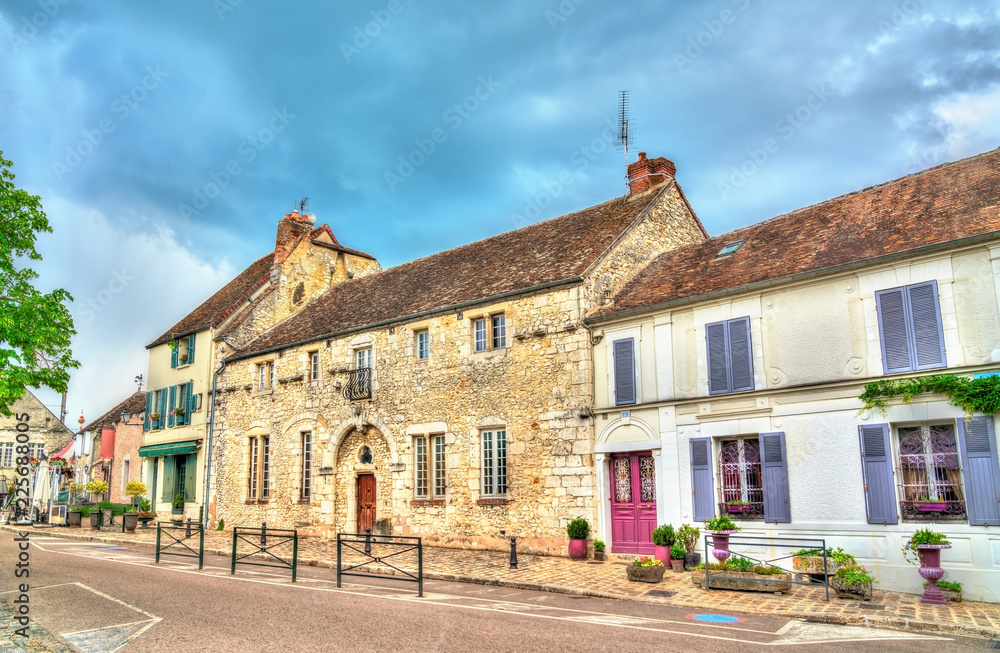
[858,373,1000,416]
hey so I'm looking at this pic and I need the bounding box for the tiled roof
[236,189,669,358]
[593,147,1000,318]
[147,254,274,347]
[81,391,147,433]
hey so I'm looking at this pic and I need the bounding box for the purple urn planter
[568,538,588,560]
[917,544,951,605]
[711,530,738,563]
[654,544,673,566]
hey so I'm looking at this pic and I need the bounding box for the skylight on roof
[716,239,745,258]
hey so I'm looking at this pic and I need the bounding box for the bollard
[185,517,192,540]
[509,536,518,569]
[261,521,267,546]
[364,528,372,556]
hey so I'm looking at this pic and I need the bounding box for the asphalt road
[0,530,987,652]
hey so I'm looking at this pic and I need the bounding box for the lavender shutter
[759,432,790,523]
[690,437,715,521]
[907,282,946,370]
[876,289,911,373]
[613,338,636,405]
[858,424,898,524]
[956,417,1000,526]
[706,323,730,394]
[143,392,152,432]
[728,317,754,392]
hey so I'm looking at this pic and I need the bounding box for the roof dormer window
[716,239,746,258]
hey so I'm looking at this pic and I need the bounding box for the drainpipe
[202,358,225,529]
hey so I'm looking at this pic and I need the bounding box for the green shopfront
[138,440,200,517]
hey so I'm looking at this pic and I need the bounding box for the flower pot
[917,544,951,605]
[711,530,738,564]
[670,559,685,573]
[727,503,752,513]
[915,501,947,512]
[101,508,113,524]
[138,516,155,530]
[593,551,605,562]
[830,575,873,601]
[123,513,138,532]
[568,538,588,560]
[89,513,101,528]
[626,565,666,583]
[792,555,840,576]
[692,568,794,593]
[654,544,672,566]
[67,509,82,528]
[684,552,702,571]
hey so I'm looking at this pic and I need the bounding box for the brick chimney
[627,152,676,195]
[274,210,314,265]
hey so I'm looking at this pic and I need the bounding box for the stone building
[140,209,379,522]
[79,391,147,503]
[0,390,74,475]
[211,154,707,555]
[587,146,1000,601]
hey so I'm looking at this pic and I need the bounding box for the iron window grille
[718,439,764,520]
[898,424,966,521]
[343,368,372,401]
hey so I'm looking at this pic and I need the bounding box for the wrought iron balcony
[343,368,372,402]
[719,501,764,520]
[900,500,966,522]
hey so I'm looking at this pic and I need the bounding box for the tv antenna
[614,91,632,172]
[297,197,310,213]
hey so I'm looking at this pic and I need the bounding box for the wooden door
[356,474,377,533]
[610,452,657,554]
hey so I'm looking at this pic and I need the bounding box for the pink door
[610,452,657,554]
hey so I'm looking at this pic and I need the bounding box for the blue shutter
[759,432,791,523]
[907,282,946,370]
[167,385,177,428]
[858,424,898,524]
[185,453,197,502]
[706,322,730,394]
[143,392,152,432]
[186,382,196,425]
[728,317,754,392]
[187,335,195,366]
[956,417,1000,526]
[613,338,636,405]
[690,437,715,521]
[876,288,911,373]
[170,345,178,369]
[161,458,175,503]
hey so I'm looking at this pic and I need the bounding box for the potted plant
[675,523,701,571]
[593,540,606,562]
[903,528,951,605]
[669,543,686,572]
[124,481,147,510]
[924,579,962,603]
[149,412,161,422]
[171,406,186,419]
[179,353,189,364]
[626,557,666,583]
[914,497,947,512]
[651,524,675,565]
[830,564,875,601]
[85,479,109,503]
[81,506,100,529]
[704,515,739,563]
[691,557,795,593]
[566,517,589,560]
[726,500,752,514]
[137,499,155,529]
[791,546,854,576]
[171,493,186,518]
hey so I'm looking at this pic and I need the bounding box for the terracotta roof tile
[595,147,1000,317]
[81,391,147,433]
[237,190,665,357]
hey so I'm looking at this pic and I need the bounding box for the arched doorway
[334,427,392,534]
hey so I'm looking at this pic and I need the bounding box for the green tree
[0,151,78,415]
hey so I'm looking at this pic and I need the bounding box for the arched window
[718,439,763,519]
[898,424,966,521]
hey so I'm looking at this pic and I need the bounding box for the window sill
[244,499,270,505]
[297,499,312,505]
[411,499,446,506]
[477,498,510,506]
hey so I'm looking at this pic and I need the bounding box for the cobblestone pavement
[12,524,1000,641]
[0,603,74,652]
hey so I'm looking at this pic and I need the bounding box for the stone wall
[0,391,74,472]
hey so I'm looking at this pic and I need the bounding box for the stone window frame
[480,428,508,500]
[120,455,130,497]
[300,430,313,502]
[348,335,376,401]
[471,311,508,353]
[413,433,446,502]
[254,359,276,394]
[415,329,430,361]
[308,350,321,383]
[247,432,271,503]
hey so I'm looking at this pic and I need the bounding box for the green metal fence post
[291,531,298,582]
[231,527,238,575]
[155,522,161,564]
[417,537,423,598]
[198,523,205,570]
[336,535,341,588]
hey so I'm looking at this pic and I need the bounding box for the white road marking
[770,621,947,646]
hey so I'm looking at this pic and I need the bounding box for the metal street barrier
[337,530,423,597]
[155,520,205,569]
[231,522,298,581]
[703,534,831,600]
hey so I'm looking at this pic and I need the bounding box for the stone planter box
[792,555,840,576]
[67,510,82,528]
[123,513,138,532]
[670,559,685,573]
[692,569,794,593]
[626,565,666,583]
[830,576,873,601]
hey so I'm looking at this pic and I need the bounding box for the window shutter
[170,345,178,369]
[143,392,152,432]
[187,336,195,366]
[956,417,1000,527]
[184,453,197,502]
[858,424,898,524]
[907,282,946,370]
[613,338,636,405]
[706,323,730,394]
[728,317,754,392]
[161,459,176,503]
[876,288,911,373]
[759,432,791,523]
[167,385,177,428]
[186,382,196,424]
[690,437,715,521]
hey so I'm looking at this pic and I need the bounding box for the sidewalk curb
[10,526,997,641]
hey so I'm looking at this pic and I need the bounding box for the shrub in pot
[566,517,590,560]
[676,523,701,570]
[704,515,740,563]
[651,524,675,565]
[669,543,686,572]
[593,539,606,561]
[830,564,875,601]
[903,528,951,605]
[626,556,666,583]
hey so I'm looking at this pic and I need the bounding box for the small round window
[359,446,373,464]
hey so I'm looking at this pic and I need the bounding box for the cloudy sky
[2,0,999,424]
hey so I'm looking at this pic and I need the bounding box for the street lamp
[120,408,133,424]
